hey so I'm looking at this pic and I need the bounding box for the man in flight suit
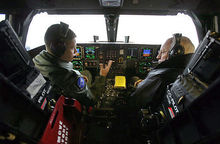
[130,34,195,110]
[33,23,112,106]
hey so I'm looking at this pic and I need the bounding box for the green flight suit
[33,50,106,106]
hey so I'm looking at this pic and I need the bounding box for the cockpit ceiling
[1,0,220,15]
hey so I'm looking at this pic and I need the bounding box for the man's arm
[49,68,95,106]
[89,60,113,100]
[99,60,113,76]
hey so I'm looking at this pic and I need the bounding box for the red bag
[39,96,83,144]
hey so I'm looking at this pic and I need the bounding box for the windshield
[25,13,107,50]
[26,12,198,50]
[117,13,198,47]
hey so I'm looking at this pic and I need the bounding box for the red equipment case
[39,96,83,144]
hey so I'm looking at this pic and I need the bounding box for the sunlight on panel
[117,13,199,48]
[25,13,106,50]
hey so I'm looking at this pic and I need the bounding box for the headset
[50,22,69,57]
[169,33,184,58]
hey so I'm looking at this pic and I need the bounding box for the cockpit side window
[117,13,199,48]
[0,14,5,21]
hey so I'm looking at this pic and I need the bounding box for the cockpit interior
[0,0,220,144]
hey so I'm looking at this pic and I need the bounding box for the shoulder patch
[77,77,86,90]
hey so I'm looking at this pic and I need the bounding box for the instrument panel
[72,43,160,77]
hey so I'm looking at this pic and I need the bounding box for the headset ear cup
[50,40,66,57]
[56,41,66,57]
[169,33,184,58]
[169,45,184,58]
[177,46,184,55]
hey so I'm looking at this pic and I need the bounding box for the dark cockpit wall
[0,0,220,47]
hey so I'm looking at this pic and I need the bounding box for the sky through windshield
[26,13,198,50]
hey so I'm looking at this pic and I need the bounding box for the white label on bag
[26,73,46,99]
[57,121,69,144]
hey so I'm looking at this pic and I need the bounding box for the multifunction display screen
[85,46,96,59]
[73,46,82,60]
[142,48,152,59]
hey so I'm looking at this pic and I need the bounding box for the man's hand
[99,60,113,77]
